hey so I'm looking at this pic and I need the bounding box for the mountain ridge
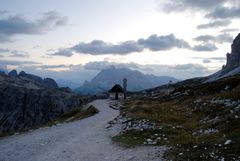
[75,67,178,95]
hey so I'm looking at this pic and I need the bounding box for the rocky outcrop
[17,70,58,88]
[0,74,86,134]
[223,33,240,72]
[42,78,58,88]
[207,33,240,82]
[8,70,18,77]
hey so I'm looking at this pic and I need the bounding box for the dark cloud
[0,11,68,42]
[51,34,189,57]
[50,49,73,57]
[72,40,142,55]
[138,34,190,51]
[194,33,233,44]
[206,7,240,19]
[192,43,218,52]
[197,20,231,29]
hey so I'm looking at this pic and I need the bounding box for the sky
[0,0,240,84]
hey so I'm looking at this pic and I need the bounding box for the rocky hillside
[75,67,178,95]
[0,71,87,135]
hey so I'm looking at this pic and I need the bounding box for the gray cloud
[194,33,233,44]
[72,40,143,55]
[9,50,29,58]
[203,59,211,63]
[0,60,41,67]
[0,48,10,53]
[52,34,190,56]
[137,34,190,51]
[192,56,226,63]
[197,20,231,29]
[50,49,73,57]
[192,43,218,52]
[206,7,240,19]
[0,11,68,42]
[221,28,239,33]
[159,0,225,13]
[0,10,7,15]
[84,61,139,70]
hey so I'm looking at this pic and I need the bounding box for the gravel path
[0,99,166,161]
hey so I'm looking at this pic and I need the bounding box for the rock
[19,71,43,83]
[18,71,58,88]
[0,73,86,134]
[224,140,232,145]
[224,33,240,71]
[8,70,18,77]
[42,78,58,88]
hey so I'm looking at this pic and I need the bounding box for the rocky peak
[8,69,18,77]
[43,78,58,88]
[224,33,240,71]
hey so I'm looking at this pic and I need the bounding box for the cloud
[159,0,225,13]
[51,34,190,57]
[72,40,143,55]
[0,48,29,57]
[9,50,29,58]
[221,28,239,33]
[192,56,226,63]
[0,48,10,53]
[137,34,190,51]
[0,11,68,42]
[84,61,139,70]
[0,10,7,15]
[0,60,41,67]
[206,7,240,19]
[192,43,218,52]
[197,20,231,29]
[50,49,73,57]
[194,33,233,44]
[203,59,211,63]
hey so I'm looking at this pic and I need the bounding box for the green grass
[113,81,240,161]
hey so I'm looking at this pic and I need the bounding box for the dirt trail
[0,99,166,161]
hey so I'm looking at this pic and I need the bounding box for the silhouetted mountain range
[75,67,178,95]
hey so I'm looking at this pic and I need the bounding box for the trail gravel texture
[0,99,166,161]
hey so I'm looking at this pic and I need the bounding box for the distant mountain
[75,67,178,95]
[7,70,59,88]
[57,79,82,89]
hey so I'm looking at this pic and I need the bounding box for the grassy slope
[113,75,240,161]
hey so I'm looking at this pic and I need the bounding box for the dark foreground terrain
[113,74,240,161]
